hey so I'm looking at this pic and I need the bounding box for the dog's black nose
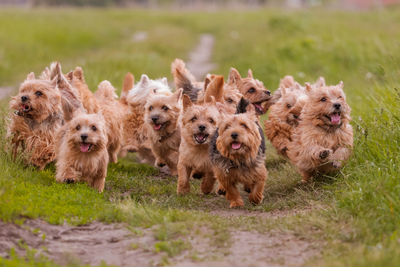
[151,116,159,123]
[81,134,88,141]
[198,125,206,132]
[231,132,238,139]
[264,90,271,96]
[21,96,28,102]
[333,103,341,110]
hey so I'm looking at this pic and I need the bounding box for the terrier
[55,111,108,192]
[176,78,222,195]
[287,81,353,183]
[144,89,183,175]
[210,98,267,208]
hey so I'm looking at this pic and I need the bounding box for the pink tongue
[330,114,341,125]
[232,142,241,150]
[80,143,90,153]
[197,134,205,141]
[154,124,162,130]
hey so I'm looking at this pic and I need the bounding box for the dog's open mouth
[19,103,32,113]
[231,142,242,150]
[252,100,269,115]
[194,133,209,144]
[80,142,93,153]
[326,112,341,125]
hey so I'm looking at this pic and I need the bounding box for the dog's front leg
[200,171,216,195]
[330,146,352,169]
[177,162,191,195]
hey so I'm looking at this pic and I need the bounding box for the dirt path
[186,34,216,80]
[0,219,318,266]
[0,87,14,100]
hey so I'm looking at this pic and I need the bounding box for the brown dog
[287,81,353,183]
[144,89,183,175]
[210,98,267,208]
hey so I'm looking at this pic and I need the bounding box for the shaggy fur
[55,112,108,192]
[144,89,183,175]
[264,76,307,157]
[227,68,272,115]
[171,59,243,112]
[287,81,353,183]
[7,64,68,169]
[210,98,267,208]
[176,81,222,195]
[94,81,125,163]
[122,74,172,164]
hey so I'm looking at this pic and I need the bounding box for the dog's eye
[76,125,81,131]
[226,98,233,104]
[241,123,248,129]
[91,125,97,131]
[208,118,214,124]
[286,104,292,109]
[35,91,43,97]
[320,97,327,102]
[248,88,256,93]
[338,95,343,99]
[190,116,197,122]
[162,105,169,111]
[149,106,153,111]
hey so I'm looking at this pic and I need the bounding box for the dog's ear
[228,68,241,85]
[281,86,286,96]
[140,74,150,86]
[337,81,344,89]
[247,69,253,78]
[26,72,35,80]
[204,75,212,90]
[280,75,295,89]
[49,62,62,80]
[73,67,85,82]
[172,88,183,102]
[161,77,168,86]
[66,71,73,82]
[120,72,134,104]
[305,82,312,93]
[182,94,193,111]
[294,82,302,90]
[204,75,224,103]
[236,97,250,114]
[315,76,326,87]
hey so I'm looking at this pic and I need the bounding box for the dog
[7,63,78,169]
[210,98,267,208]
[227,68,272,115]
[171,59,243,112]
[264,76,307,157]
[144,89,183,175]
[55,111,108,192]
[176,78,222,195]
[287,81,353,183]
[122,74,172,164]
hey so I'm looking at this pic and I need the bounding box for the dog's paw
[64,178,76,184]
[319,149,331,160]
[332,160,342,169]
[229,199,244,208]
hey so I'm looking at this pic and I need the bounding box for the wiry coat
[287,82,353,182]
[210,98,267,208]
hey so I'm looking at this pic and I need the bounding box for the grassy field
[0,7,399,266]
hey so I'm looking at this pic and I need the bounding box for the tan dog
[171,59,243,112]
[287,81,353,183]
[227,68,272,115]
[264,76,307,157]
[55,112,108,192]
[7,62,78,169]
[176,79,222,195]
[144,89,183,175]
[210,98,267,208]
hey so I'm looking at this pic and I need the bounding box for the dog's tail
[120,72,134,104]
[95,80,118,101]
[171,58,201,102]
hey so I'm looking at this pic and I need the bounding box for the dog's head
[228,68,271,115]
[65,112,107,154]
[216,98,261,162]
[303,81,351,129]
[145,89,182,133]
[10,72,62,123]
[180,94,219,146]
[126,74,171,105]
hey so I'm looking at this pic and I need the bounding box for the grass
[0,7,400,266]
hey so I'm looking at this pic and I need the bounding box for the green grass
[0,7,400,266]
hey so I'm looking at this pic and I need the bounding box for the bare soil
[186,34,216,80]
